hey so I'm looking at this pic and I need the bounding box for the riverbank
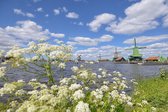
[133,76,168,112]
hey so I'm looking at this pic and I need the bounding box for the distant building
[113,57,126,62]
[145,56,159,62]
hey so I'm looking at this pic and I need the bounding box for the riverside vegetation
[0,41,160,112]
[133,69,168,112]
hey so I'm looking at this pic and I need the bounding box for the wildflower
[27,105,37,112]
[58,62,66,69]
[15,89,27,96]
[60,78,71,85]
[0,66,6,78]
[74,101,90,112]
[103,81,109,85]
[110,105,115,111]
[91,89,103,100]
[100,85,109,92]
[110,90,119,99]
[30,79,37,82]
[98,68,103,71]
[17,80,25,83]
[51,85,58,91]
[69,83,82,91]
[66,109,71,112]
[151,107,157,112]
[142,100,148,105]
[71,66,79,72]
[98,75,102,79]
[84,87,89,90]
[73,90,85,100]
[127,101,133,107]
[79,70,89,79]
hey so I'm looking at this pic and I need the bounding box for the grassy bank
[133,77,168,112]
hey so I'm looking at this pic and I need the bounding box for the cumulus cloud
[106,0,168,34]
[67,35,113,46]
[37,7,43,12]
[53,9,60,15]
[88,0,168,34]
[163,15,168,27]
[51,33,65,38]
[66,12,79,19]
[62,7,68,13]
[0,20,64,50]
[124,34,168,44]
[14,9,35,18]
[88,13,116,32]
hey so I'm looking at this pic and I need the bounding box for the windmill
[114,48,121,58]
[126,38,146,61]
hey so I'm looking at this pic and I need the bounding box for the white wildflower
[30,79,37,82]
[91,89,103,100]
[0,66,6,78]
[71,66,79,72]
[73,90,85,100]
[69,83,81,91]
[74,101,90,112]
[58,62,66,69]
[100,85,109,92]
[98,68,103,71]
[151,107,157,112]
[142,100,148,105]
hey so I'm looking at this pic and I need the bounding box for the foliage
[133,77,168,112]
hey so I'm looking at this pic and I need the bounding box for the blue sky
[0,0,168,60]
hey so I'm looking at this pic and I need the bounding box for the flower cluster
[0,42,157,112]
[0,66,156,112]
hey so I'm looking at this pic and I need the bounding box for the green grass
[133,77,168,112]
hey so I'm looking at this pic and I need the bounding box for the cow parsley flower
[69,83,81,91]
[74,101,90,112]
[73,90,85,100]
[0,66,6,78]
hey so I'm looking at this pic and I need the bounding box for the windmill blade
[138,47,146,49]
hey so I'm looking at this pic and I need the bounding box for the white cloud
[106,0,168,34]
[53,9,60,15]
[26,13,34,18]
[78,22,84,26]
[73,22,84,26]
[163,15,168,27]
[99,35,113,42]
[14,9,25,16]
[147,42,168,49]
[124,34,168,44]
[14,9,35,18]
[0,20,62,50]
[45,14,49,17]
[51,33,65,38]
[74,45,124,60]
[67,35,113,46]
[37,7,43,12]
[88,13,116,32]
[66,12,79,19]
[62,7,68,13]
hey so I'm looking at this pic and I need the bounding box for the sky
[0,0,168,60]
